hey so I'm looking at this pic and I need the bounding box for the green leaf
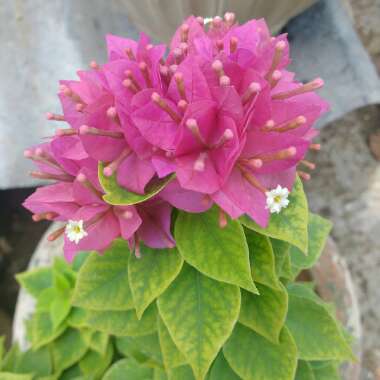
[157,264,241,380]
[241,176,309,253]
[129,245,183,319]
[311,361,340,380]
[72,239,134,311]
[52,258,76,289]
[271,239,292,280]
[0,373,33,380]
[71,252,90,272]
[157,316,186,370]
[79,344,113,379]
[290,213,332,271]
[286,294,353,361]
[239,284,288,344]
[245,229,279,289]
[50,295,72,330]
[13,346,52,377]
[35,288,56,313]
[29,311,67,349]
[115,334,163,367]
[175,207,257,293]
[223,324,298,380]
[295,361,316,380]
[16,268,53,298]
[99,162,174,206]
[208,353,241,380]
[103,359,153,380]
[0,336,5,366]
[167,366,195,380]
[287,283,335,316]
[87,331,109,356]
[154,368,168,380]
[85,303,157,337]
[67,308,89,329]
[51,328,88,373]
[1,344,20,372]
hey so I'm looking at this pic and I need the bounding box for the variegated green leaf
[72,239,134,311]
[245,229,279,289]
[208,353,241,380]
[115,334,163,367]
[241,176,309,253]
[99,162,174,206]
[129,245,183,319]
[286,294,353,361]
[0,373,33,380]
[16,268,53,298]
[311,361,340,380]
[51,328,88,373]
[167,366,195,380]
[12,346,52,378]
[103,359,153,380]
[29,311,67,349]
[154,368,169,380]
[290,213,332,272]
[223,324,297,380]
[175,207,257,293]
[157,265,241,380]
[271,239,293,280]
[157,316,186,370]
[85,303,157,337]
[295,361,315,380]
[79,344,113,378]
[239,284,288,344]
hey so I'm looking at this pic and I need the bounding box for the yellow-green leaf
[99,162,174,206]
[290,213,332,270]
[245,229,279,289]
[16,268,53,298]
[175,207,257,293]
[51,328,88,373]
[208,353,241,380]
[157,316,186,370]
[167,366,195,380]
[157,265,241,380]
[286,294,353,361]
[129,245,183,319]
[72,240,134,311]
[103,358,153,380]
[295,361,316,380]
[85,303,157,337]
[241,176,309,253]
[115,334,163,367]
[79,344,113,378]
[29,311,67,349]
[239,284,288,344]
[223,324,297,380]
[311,361,340,380]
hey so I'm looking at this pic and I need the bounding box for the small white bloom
[203,17,214,25]
[265,185,290,214]
[65,220,88,244]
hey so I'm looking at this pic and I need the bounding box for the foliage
[1,180,353,380]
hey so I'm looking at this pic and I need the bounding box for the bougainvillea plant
[1,13,354,380]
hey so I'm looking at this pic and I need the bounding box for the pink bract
[24,13,328,259]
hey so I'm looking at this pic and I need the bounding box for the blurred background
[0,1,379,379]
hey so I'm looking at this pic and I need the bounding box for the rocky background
[0,1,379,378]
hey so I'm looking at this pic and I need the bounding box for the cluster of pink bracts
[24,14,328,260]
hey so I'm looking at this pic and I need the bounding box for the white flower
[203,17,214,25]
[265,185,290,214]
[65,220,88,244]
